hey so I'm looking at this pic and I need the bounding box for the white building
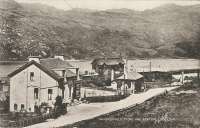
[66,60,98,77]
[8,57,79,112]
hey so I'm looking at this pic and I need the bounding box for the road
[26,86,178,128]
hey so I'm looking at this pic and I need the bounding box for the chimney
[54,55,64,61]
[28,56,40,63]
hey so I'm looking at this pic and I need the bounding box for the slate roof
[65,70,77,78]
[40,58,77,78]
[92,58,125,66]
[116,72,143,81]
[8,60,63,81]
[40,58,73,70]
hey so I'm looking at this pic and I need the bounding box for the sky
[15,0,200,11]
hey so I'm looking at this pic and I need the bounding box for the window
[21,104,24,110]
[14,104,18,111]
[34,88,39,99]
[85,71,88,75]
[30,72,34,81]
[62,70,65,77]
[48,89,53,100]
[0,80,6,84]
[0,85,3,91]
[34,105,39,113]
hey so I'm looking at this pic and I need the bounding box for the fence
[84,95,128,103]
[145,81,171,89]
[81,87,116,98]
[7,112,56,127]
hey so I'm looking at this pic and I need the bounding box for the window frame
[48,89,53,100]
[30,72,34,81]
[21,104,25,110]
[34,88,39,99]
[14,104,18,111]
[0,85,3,91]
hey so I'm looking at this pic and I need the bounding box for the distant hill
[1,0,200,60]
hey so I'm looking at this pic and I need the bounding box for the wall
[10,64,60,112]
[67,60,95,75]
[80,87,116,98]
[64,83,73,102]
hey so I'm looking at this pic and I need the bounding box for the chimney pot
[54,55,64,61]
[28,56,41,63]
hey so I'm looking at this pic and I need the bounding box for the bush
[2,96,9,112]
[54,96,67,118]
[91,76,111,87]
[39,102,49,114]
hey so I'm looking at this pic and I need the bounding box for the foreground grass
[62,85,200,128]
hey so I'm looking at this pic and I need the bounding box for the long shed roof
[92,58,125,66]
[117,72,143,80]
[127,59,200,73]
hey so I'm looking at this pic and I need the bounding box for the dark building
[112,72,144,95]
[91,58,125,85]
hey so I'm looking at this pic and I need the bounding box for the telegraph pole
[149,58,152,81]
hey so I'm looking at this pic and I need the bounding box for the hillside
[1,0,200,60]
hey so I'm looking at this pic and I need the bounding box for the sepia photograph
[1,0,200,127]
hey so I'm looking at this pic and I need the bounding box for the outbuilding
[110,72,144,95]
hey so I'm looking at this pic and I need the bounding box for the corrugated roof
[40,58,73,69]
[117,72,143,80]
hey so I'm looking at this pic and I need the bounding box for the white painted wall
[173,73,198,79]
[63,84,73,103]
[80,87,116,98]
[9,64,61,112]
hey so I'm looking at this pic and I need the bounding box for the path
[26,86,178,128]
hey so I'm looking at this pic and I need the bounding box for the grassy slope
[1,1,200,60]
[66,85,200,128]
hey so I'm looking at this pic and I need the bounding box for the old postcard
[0,0,200,127]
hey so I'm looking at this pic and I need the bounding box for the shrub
[2,96,9,112]
[39,102,49,114]
[54,96,67,118]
